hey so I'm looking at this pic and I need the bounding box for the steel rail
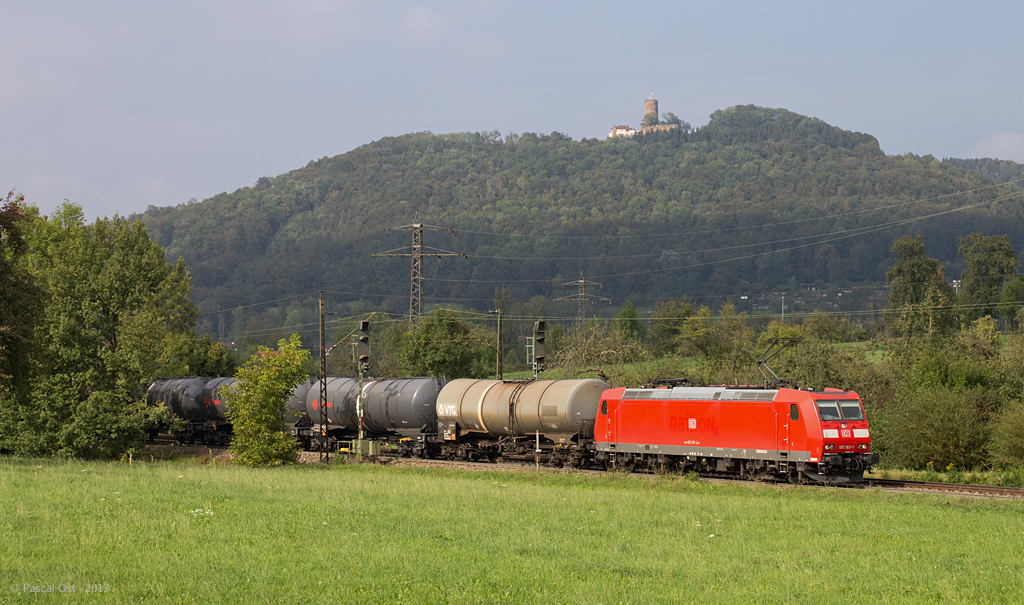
[867,478,1024,497]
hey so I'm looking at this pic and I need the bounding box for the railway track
[866,478,1024,498]
[388,457,1024,498]
[145,437,1024,498]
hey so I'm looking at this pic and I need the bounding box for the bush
[875,386,990,470]
[225,334,311,467]
[989,400,1024,467]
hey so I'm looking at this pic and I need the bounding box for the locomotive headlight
[824,444,835,451]
[858,444,868,450]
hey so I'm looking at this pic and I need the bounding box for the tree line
[1,197,236,458]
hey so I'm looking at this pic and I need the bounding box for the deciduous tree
[0,191,43,404]
[884,236,955,337]
[958,233,1018,321]
[2,202,197,457]
[396,309,491,380]
[225,334,310,466]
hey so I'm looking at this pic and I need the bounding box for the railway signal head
[533,319,546,372]
[357,320,371,372]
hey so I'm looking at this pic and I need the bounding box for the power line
[427,178,1024,241]
[429,189,1024,283]
[371,217,466,323]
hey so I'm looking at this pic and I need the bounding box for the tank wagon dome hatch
[436,378,611,444]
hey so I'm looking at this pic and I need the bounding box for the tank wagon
[434,378,611,466]
[146,377,230,444]
[295,377,447,452]
[146,376,315,445]
[595,385,880,482]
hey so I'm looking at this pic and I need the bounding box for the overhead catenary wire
[228,298,1024,338]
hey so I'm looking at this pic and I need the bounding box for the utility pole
[372,215,466,324]
[488,309,503,379]
[318,291,328,462]
[556,272,609,323]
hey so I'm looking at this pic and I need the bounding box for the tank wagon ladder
[503,379,534,458]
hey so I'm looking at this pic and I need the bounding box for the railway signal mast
[356,320,371,441]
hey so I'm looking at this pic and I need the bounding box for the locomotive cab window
[815,401,842,421]
[601,401,608,415]
[837,399,864,420]
[790,404,799,421]
[815,399,864,421]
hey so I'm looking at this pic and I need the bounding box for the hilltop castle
[608,97,680,138]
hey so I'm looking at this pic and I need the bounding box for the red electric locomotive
[594,385,880,483]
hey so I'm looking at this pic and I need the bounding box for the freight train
[146,376,879,483]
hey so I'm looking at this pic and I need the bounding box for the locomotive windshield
[815,399,865,421]
[838,399,865,420]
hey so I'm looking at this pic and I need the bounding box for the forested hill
[942,157,1024,186]
[136,104,1024,335]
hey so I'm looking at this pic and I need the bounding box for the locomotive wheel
[613,454,634,473]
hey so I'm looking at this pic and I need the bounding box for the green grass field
[2,459,1023,604]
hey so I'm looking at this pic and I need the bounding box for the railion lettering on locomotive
[667,416,719,436]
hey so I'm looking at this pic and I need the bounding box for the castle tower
[644,97,658,122]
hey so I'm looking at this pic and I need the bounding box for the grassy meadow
[1,459,1023,604]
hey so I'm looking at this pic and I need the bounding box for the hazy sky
[5,1,1024,220]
